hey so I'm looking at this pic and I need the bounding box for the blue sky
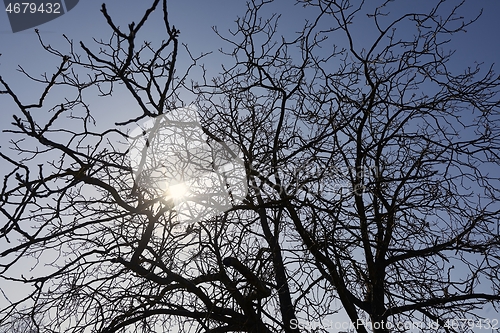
[1,0,499,100]
[1,0,500,330]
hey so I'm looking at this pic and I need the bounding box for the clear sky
[0,0,499,99]
[1,0,500,330]
[0,1,499,131]
[0,0,497,129]
[1,0,499,90]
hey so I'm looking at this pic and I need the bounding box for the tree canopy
[1,0,500,332]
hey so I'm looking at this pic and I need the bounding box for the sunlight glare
[167,183,189,200]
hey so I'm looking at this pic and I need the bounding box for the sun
[167,183,189,201]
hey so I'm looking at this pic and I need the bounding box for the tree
[1,0,500,332]
[0,311,41,333]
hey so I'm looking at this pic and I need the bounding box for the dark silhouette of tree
[0,310,41,333]
[1,0,500,332]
